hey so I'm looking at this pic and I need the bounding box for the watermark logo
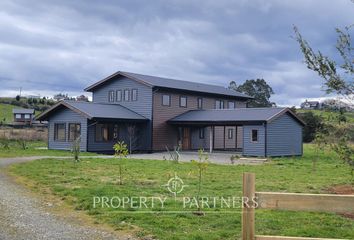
[161,173,188,197]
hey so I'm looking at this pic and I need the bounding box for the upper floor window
[197,98,203,109]
[68,123,81,142]
[180,96,187,108]
[228,101,235,109]
[251,129,258,142]
[108,90,115,102]
[132,89,138,101]
[116,90,122,102]
[54,123,66,142]
[215,100,224,109]
[162,94,171,106]
[228,128,234,139]
[124,89,130,101]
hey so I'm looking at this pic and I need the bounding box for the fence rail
[242,172,354,240]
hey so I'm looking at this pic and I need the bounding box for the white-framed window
[197,98,203,109]
[180,96,187,107]
[108,90,115,102]
[24,114,30,119]
[251,129,258,142]
[228,128,234,139]
[15,114,21,119]
[162,94,171,106]
[132,89,138,101]
[228,101,235,109]
[116,90,122,102]
[124,89,130,101]
[215,100,224,109]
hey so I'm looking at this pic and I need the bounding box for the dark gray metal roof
[36,101,147,121]
[85,71,252,99]
[12,108,35,114]
[168,107,305,125]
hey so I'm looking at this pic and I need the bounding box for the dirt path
[0,157,133,240]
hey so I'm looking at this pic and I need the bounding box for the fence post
[242,172,255,240]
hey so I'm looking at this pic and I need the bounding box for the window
[15,114,21,119]
[68,123,81,141]
[54,123,66,141]
[251,129,258,142]
[228,101,235,109]
[180,96,187,107]
[215,100,224,109]
[108,90,115,102]
[197,98,203,109]
[162,94,171,106]
[132,89,138,101]
[124,89,130,101]
[95,123,114,142]
[228,128,233,139]
[24,114,30,119]
[116,90,122,102]
[199,128,205,139]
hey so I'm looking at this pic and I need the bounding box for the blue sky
[0,0,353,106]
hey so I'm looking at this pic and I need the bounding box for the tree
[113,141,129,185]
[229,79,275,107]
[294,26,353,105]
[297,111,324,142]
[15,95,20,101]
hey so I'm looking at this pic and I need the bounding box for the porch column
[209,126,213,153]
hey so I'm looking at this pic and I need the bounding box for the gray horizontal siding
[92,76,153,119]
[48,108,87,151]
[243,125,265,157]
[266,113,303,156]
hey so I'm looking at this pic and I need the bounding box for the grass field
[0,140,98,158]
[0,103,15,124]
[7,144,354,239]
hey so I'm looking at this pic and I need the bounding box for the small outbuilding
[13,108,35,125]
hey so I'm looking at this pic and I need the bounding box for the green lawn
[0,103,14,124]
[7,144,354,239]
[0,140,98,158]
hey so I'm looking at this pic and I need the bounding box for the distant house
[36,71,305,157]
[13,108,35,125]
[76,95,89,102]
[300,100,320,110]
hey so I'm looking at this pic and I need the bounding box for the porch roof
[168,107,305,126]
[36,100,147,121]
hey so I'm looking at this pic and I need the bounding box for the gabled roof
[13,108,35,114]
[85,71,252,99]
[36,101,147,121]
[168,107,305,126]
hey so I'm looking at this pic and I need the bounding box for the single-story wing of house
[36,71,305,157]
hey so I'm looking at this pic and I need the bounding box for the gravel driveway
[0,157,133,240]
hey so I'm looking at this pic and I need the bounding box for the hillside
[297,109,354,123]
[0,103,15,124]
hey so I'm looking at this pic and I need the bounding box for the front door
[182,127,191,150]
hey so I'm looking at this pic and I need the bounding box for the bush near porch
[7,144,354,240]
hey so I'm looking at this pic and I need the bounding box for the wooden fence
[242,172,354,240]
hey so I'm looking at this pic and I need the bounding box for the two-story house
[37,71,304,157]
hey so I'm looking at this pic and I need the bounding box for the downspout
[264,122,267,157]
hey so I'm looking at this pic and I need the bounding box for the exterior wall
[13,113,33,123]
[48,108,87,151]
[87,121,150,152]
[236,126,243,149]
[243,125,265,156]
[92,76,153,119]
[225,126,236,149]
[266,113,303,156]
[191,127,211,150]
[91,76,153,150]
[152,89,248,150]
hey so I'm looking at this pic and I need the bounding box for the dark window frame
[116,90,122,102]
[179,96,187,108]
[124,89,130,101]
[251,129,259,143]
[132,89,138,101]
[228,128,233,139]
[54,123,66,142]
[162,94,171,106]
[197,97,203,109]
[199,128,205,139]
[108,90,115,102]
[95,123,114,142]
[68,123,81,142]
